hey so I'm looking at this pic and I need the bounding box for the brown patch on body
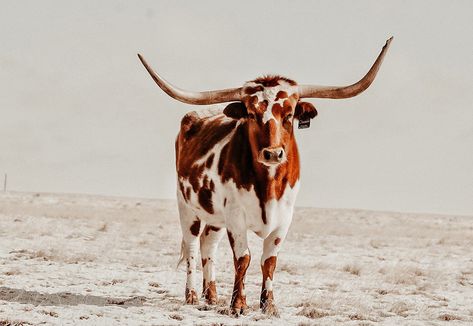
[209,180,215,191]
[227,231,235,254]
[180,112,203,140]
[176,115,237,193]
[179,181,187,201]
[198,188,213,214]
[275,90,288,100]
[274,237,281,246]
[189,219,201,236]
[185,187,191,201]
[204,225,221,236]
[176,114,237,214]
[201,258,207,267]
[205,153,215,168]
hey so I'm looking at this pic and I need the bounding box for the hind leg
[200,225,225,304]
[178,199,203,305]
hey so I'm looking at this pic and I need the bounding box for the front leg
[226,227,251,316]
[260,227,289,317]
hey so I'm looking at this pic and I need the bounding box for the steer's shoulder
[178,107,236,141]
[176,106,238,174]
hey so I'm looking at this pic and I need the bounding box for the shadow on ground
[0,287,146,307]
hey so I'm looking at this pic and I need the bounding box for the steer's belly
[177,173,299,237]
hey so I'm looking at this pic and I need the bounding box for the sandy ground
[0,192,472,325]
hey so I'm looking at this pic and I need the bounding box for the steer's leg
[200,225,225,304]
[226,227,251,316]
[260,228,289,316]
[178,200,202,305]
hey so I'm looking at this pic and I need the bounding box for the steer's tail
[176,239,185,270]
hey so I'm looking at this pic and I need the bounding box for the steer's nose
[261,147,285,165]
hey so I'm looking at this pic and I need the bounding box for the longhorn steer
[138,37,392,316]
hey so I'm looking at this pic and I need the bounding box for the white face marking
[244,81,298,124]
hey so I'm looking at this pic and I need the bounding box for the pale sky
[1,1,472,215]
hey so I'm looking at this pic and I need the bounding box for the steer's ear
[223,102,247,119]
[295,101,318,121]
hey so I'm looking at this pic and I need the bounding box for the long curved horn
[137,54,243,105]
[298,37,393,99]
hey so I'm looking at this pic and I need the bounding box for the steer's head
[223,77,316,166]
[138,37,392,166]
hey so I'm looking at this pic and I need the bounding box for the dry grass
[342,263,361,276]
[39,310,58,318]
[384,265,426,285]
[0,320,33,326]
[3,268,21,276]
[297,307,330,319]
[97,223,107,232]
[389,301,410,317]
[438,313,462,321]
[169,314,184,321]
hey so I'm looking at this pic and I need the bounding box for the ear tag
[298,119,311,129]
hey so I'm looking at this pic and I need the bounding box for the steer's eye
[248,113,256,120]
[284,114,293,122]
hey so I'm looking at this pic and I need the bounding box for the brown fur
[202,280,217,305]
[185,187,191,201]
[176,115,237,200]
[189,219,201,236]
[252,75,297,87]
[275,90,288,100]
[231,254,251,313]
[261,256,277,308]
[227,231,235,253]
[179,181,187,202]
[203,225,220,236]
[185,288,198,305]
[205,153,214,169]
[244,85,264,94]
[198,188,213,214]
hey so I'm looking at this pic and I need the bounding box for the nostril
[278,150,284,159]
[263,150,271,161]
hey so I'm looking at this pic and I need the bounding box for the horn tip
[386,36,394,45]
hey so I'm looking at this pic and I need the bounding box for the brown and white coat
[138,37,392,316]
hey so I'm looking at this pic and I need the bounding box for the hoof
[261,300,280,317]
[230,305,249,317]
[230,297,249,317]
[185,288,199,305]
[203,281,218,305]
[205,296,218,305]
